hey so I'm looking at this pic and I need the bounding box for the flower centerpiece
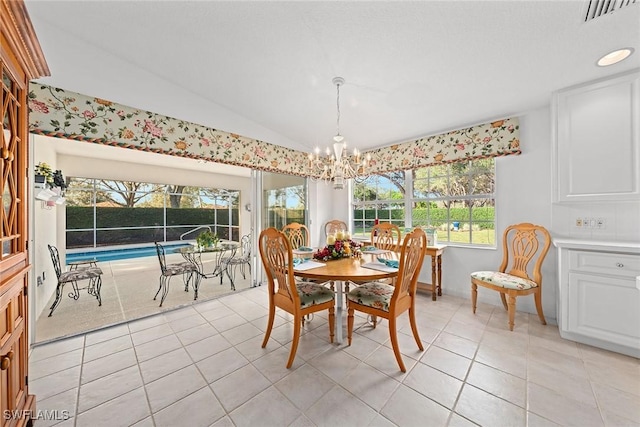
[196,230,219,249]
[313,230,362,261]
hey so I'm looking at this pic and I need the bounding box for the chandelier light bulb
[306,76,370,188]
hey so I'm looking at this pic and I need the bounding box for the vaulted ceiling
[25,0,639,170]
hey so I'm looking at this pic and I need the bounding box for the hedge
[353,207,494,230]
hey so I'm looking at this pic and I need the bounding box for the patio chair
[154,242,198,307]
[221,233,252,283]
[47,244,103,317]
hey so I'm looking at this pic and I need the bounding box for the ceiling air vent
[584,0,637,21]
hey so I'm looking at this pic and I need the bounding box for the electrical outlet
[583,217,591,228]
[596,218,606,229]
[36,276,42,286]
[575,218,583,227]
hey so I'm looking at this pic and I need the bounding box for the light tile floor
[30,286,640,427]
[36,253,252,342]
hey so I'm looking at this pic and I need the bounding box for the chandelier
[308,77,370,190]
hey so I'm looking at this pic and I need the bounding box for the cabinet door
[554,70,640,202]
[1,275,30,427]
[1,1,49,425]
[567,272,640,350]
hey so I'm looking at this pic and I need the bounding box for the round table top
[293,252,399,282]
[175,242,239,254]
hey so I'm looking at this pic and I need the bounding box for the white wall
[31,136,61,318]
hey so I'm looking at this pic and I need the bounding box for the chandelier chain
[336,80,341,138]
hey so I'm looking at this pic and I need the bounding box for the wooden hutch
[1,1,49,425]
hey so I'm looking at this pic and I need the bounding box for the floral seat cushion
[471,271,537,290]
[163,263,196,276]
[295,282,335,308]
[59,267,103,283]
[347,282,394,312]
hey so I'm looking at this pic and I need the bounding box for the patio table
[175,242,240,290]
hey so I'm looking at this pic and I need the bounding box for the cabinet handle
[616,263,624,268]
[0,350,14,370]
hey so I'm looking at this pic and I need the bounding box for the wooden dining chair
[282,222,310,249]
[347,227,427,372]
[371,222,402,252]
[471,223,552,331]
[259,227,336,368]
[325,219,348,237]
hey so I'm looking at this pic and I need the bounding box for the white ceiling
[25,0,640,173]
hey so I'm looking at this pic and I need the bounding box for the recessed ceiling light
[597,48,634,67]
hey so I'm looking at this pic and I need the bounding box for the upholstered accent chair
[471,223,552,331]
[370,222,402,252]
[259,227,335,368]
[347,228,428,372]
[153,242,198,307]
[47,244,103,317]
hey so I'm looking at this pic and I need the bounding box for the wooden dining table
[292,252,399,344]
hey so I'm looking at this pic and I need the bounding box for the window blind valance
[28,84,520,177]
[28,84,312,176]
[364,117,520,175]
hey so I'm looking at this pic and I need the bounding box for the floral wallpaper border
[28,84,520,177]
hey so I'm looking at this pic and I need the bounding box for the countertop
[553,238,640,254]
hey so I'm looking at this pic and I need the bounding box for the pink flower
[82,110,96,119]
[143,120,163,138]
[507,125,514,132]
[483,136,492,143]
[455,143,465,150]
[200,138,210,146]
[254,147,266,159]
[29,100,49,114]
[116,110,125,118]
[414,147,426,157]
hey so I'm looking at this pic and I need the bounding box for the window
[264,184,306,229]
[412,159,495,246]
[65,178,240,248]
[352,159,496,246]
[352,173,406,238]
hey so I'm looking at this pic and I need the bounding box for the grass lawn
[353,228,496,246]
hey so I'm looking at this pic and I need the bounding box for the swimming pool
[66,242,192,264]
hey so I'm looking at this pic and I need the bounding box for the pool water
[66,243,192,264]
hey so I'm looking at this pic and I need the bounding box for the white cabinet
[555,239,640,358]
[553,70,640,203]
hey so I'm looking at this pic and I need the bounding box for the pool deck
[36,251,253,343]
